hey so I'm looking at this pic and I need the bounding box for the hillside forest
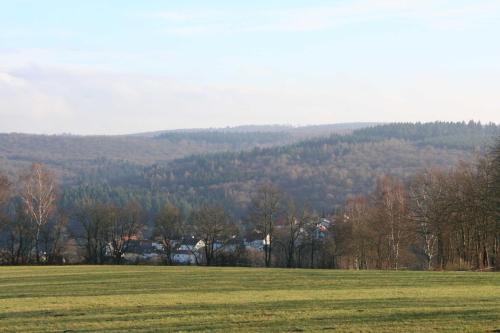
[0,121,499,270]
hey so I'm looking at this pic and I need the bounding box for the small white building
[177,239,204,252]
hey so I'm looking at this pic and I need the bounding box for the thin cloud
[146,0,500,35]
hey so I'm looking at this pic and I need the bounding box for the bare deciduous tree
[250,183,282,267]
[40,212,68,264]
[155,203,183,265]
[410,170,449,270]
[74,202,113,264]
[4,202,34,264]
[343,196,373,270]
[20,163,57,263]
[109,202,144,264]
[191,205,237,266]
[275,199,305,268]
[375,176,410,270]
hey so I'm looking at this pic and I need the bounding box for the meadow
[0,266,498,332]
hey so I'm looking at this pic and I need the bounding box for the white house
[177,239,205,252]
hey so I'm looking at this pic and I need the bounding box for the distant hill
[0,123,375,179]
[58,121,500,220]
[132,123,378,137]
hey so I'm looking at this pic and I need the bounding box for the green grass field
[0,266,498,332]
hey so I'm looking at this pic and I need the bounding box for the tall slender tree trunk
[265,244,272,267]
[35,225,40,263]
[310,241,315,269]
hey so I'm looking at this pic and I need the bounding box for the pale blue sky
[1,0,499,134]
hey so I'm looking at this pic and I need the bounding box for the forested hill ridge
[132,122,377,137]
[62,121,500,218]
[0,123,374,179]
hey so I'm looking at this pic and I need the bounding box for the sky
[1,0,499,135]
